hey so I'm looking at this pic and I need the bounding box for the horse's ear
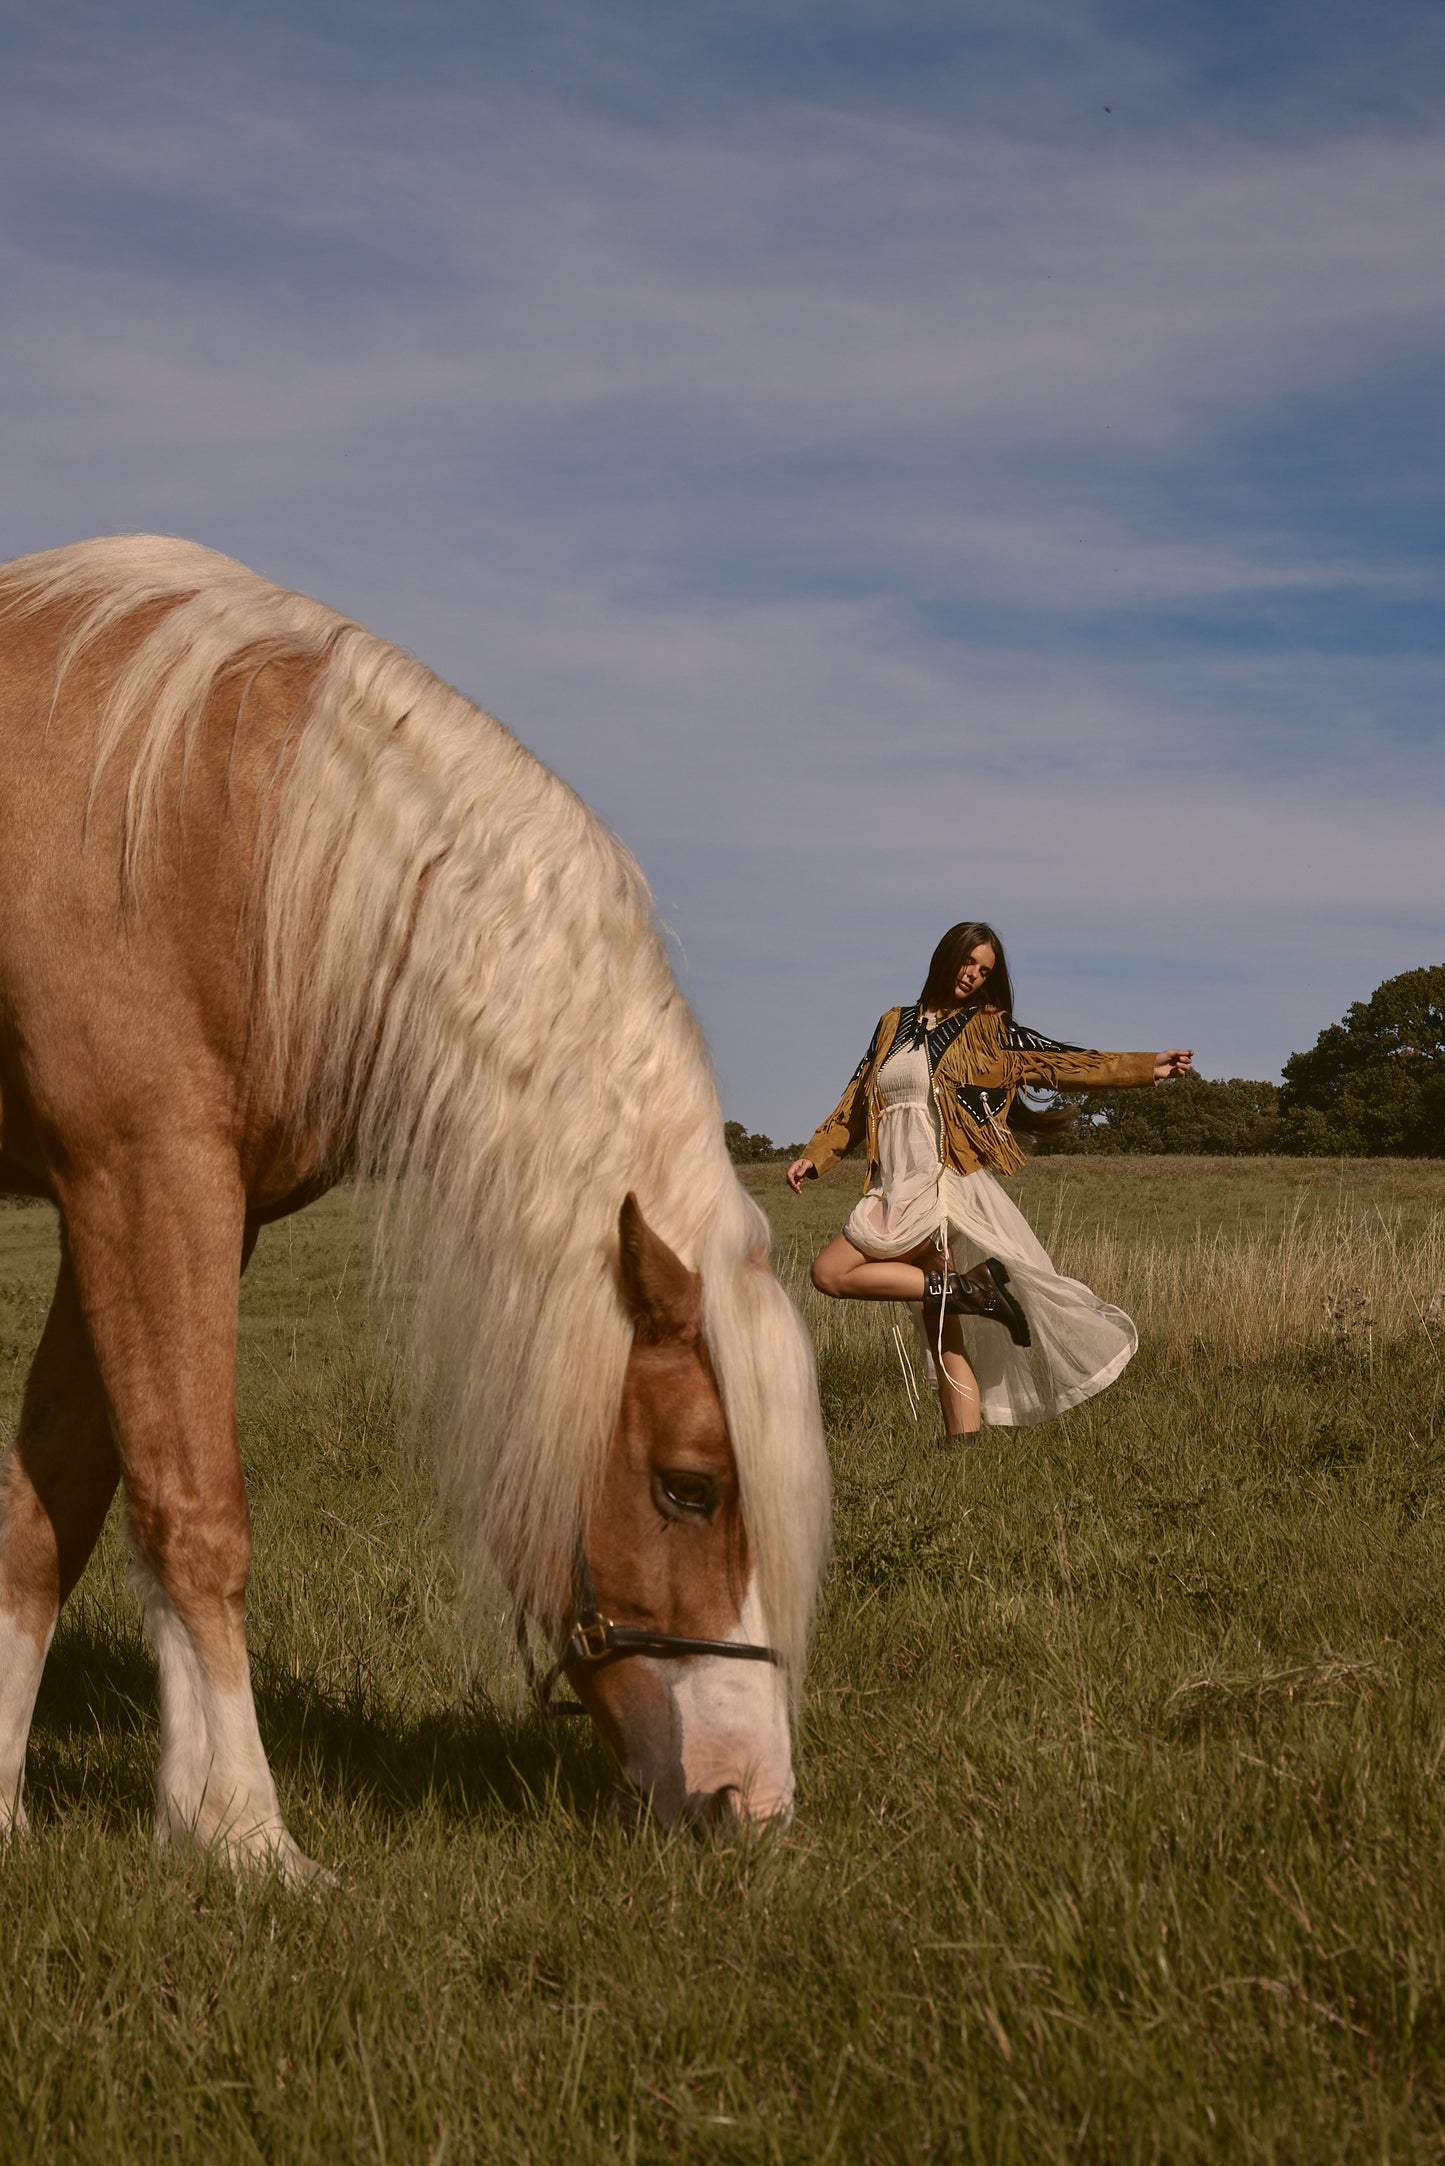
[618,1194,701,1342]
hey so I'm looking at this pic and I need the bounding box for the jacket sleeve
[997,1020,1156,1092]
[803,1018,883,1175]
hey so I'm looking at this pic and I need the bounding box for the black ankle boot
[921,1259,1031,1349]
[920,1269,953,1330]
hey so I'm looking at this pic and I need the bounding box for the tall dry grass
[1049,1200,1445,1374]
[776,1200,1445,1388]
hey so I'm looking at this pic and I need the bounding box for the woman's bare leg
[931,1310,981,1438]
[811,1233,983,1440]
[810,1231,939,1302]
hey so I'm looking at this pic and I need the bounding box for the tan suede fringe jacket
[803,1002,1157,1185]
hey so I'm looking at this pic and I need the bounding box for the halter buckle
[571,1612,613,1663]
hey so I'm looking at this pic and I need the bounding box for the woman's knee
[810,1248,848,1298]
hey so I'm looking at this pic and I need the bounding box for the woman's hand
[786,1156,818,1194]
[1154,1049,1194,1081]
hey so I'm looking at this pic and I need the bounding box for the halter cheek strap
[516,1534,781,1717]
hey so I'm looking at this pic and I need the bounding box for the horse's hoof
[155,1810,335,1891]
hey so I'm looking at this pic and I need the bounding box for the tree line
[726,965,1445,1162]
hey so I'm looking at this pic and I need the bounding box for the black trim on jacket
[883,1001,977,1073]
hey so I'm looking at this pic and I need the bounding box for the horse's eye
[655,1470,719,1519]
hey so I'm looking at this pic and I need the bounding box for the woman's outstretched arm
[995,1019,1192,1093]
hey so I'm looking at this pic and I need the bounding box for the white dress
[842,1035,1136,1427]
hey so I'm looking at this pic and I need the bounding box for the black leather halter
[517,1535,781,1717]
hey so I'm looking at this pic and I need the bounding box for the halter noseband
[517,1534,781,1717]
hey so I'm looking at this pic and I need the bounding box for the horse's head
[558,1194,795,1827]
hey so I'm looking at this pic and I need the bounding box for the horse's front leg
[0,1247,120,1834]
[60,1145,322,1884]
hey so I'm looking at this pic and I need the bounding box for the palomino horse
[0,537,830,1880]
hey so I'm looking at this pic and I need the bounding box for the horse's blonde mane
[0,535,830,1684]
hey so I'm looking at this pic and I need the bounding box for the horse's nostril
[692,1784,745,1829]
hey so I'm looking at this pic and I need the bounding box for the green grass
[2,1163,1445,2161]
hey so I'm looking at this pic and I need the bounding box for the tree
[723,1120,801,1164]
[1279,964,1445,1157]
[1037,1073,1282,1156]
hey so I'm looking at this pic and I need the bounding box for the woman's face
[952,943,996,1002]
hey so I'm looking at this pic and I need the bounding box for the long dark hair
[919,921,1071,1139]
[920,921,1014,1017]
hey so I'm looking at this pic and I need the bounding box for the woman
[787,923,1193,1439]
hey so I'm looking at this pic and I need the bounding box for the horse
[0,536,831,1882]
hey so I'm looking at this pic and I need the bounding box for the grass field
[2,1157,1444,2162]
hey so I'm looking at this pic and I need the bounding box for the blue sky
[3,0,1442,1140]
